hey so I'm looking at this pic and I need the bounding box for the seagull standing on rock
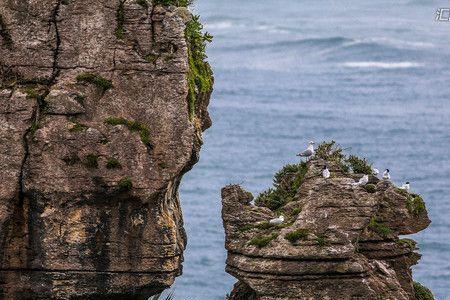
[352,174,369,186]
[322,165,330,179]
[269,215,284,225]
[297,141,315,161]
[383,169,391,180]
[373,168,379,176]
[400,182,410,192]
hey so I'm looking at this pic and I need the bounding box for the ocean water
[173,1,450,299]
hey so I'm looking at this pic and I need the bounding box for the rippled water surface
[173,1,450,299]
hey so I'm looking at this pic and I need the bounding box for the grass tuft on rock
[185,15,213,120]
[76,72,113,91]
[316,140,349,172]
[115,1,125,39]
[104,117,151,147]
[397,238,416,250]
[364,183,376,193]
[368,217,392,238]
[316,235,328,247]
[118,177,133,191]
[413,282,435,300]
[406,194,426,216]
[62,153,81,166]
[255,162,308,211]
[69,122,89,132]
[248,233,278,248]
[106,158,121,169]
[284,229,309,244]
[347,155,372,174]
[84,154,99,169]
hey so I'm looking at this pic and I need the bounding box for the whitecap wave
[342,61,423,69]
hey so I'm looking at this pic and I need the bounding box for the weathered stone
[0,1,211,299]
[222,159,431,300]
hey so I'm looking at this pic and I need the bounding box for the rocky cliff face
[0,1,212,299]
[222,147,431,300]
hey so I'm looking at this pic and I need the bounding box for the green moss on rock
[84,154,99,169]
[413,282,435,300]
[106,158,121,169]
[284,229,309,244]
[248,233,278,248]
[104,117,151,147]
[347,155,372,174]
[118,177,133,191]
[368,217,392,238]
[76,72,113,91]
[406,194,426,216]
[364,183,376,193]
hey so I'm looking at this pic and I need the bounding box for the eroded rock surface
[0,1,211,299]
[222,159,431,300]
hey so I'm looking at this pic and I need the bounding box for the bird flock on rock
[266,141,411,226]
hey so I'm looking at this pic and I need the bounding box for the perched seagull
[400,182,410,192]
[269,215,285,225]
[352,174,369,186]
[322,165,330,179]
[373,168,380,176]
[383,169,390,180]
[297,141,315,160]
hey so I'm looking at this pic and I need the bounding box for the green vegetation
[239,220,290,233]
[62,153,80,166]
[136,0,149,8]
[406,194,426,216]
[84,154,99,169]
[248,233,278,248]
[316,235,328,247]
[146,54,158,63]
[315,140,349,172]
[118,177,133,191]
[368,217,392,238]
[29,122,40,135]
[347,155,372,174]
[76,73,113,91]
[255,162,308,211]
[69,122,89,132]
[153,0,192,6]
[23,87,41,99]
[292,207,301,215]
[0,14,13,49]
[413,282,435,300]
[115,1,125,39]
[364,183,376,193]
[104,117,151,147]
[106,158,121,169]
[397,238,416,250]
[284,229,309,244]
[185,15,213,119]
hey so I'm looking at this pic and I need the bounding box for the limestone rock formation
[0,1,212,299]
[222,151,431,299]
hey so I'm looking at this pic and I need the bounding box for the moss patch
[84,154,99,169]
[347,155,372,174]
[106,158,121,169]
[29,122,40,135]
[316,235,328,247]
[118,177,133,191]
[397,238,416,250]
[406,194,426,216]
[413,282,435,300]
[255,162,308,211]
[284,229,309,244]
[368,217,392,238]
[248,233,278,248]
[364,183,376,193]
[115,1,125,39]
[62,153,81,166]
[69,122,89,132]
[76,73,113,91]
[185,15,213,120]
[104,117,151,147]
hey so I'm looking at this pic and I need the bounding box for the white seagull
[322,165,330,179]
[372,168,379,176]
[383,169,390,180]
[400,182,410,192]
[297,141,315,160]
[269,215,285,225]
[352,174,369,186]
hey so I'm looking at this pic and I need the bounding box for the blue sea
[172,1,450,299]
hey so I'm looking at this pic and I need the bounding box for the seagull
[373,168,379,176]
[400,182,410,192]
[352,174,369,186]
[383,169,390,180]
[269,215,285,225]
[297,141,315,160]
[322,165,330,179]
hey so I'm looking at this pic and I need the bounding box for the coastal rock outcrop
[222,143,432,299]
[0,0,212,299]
